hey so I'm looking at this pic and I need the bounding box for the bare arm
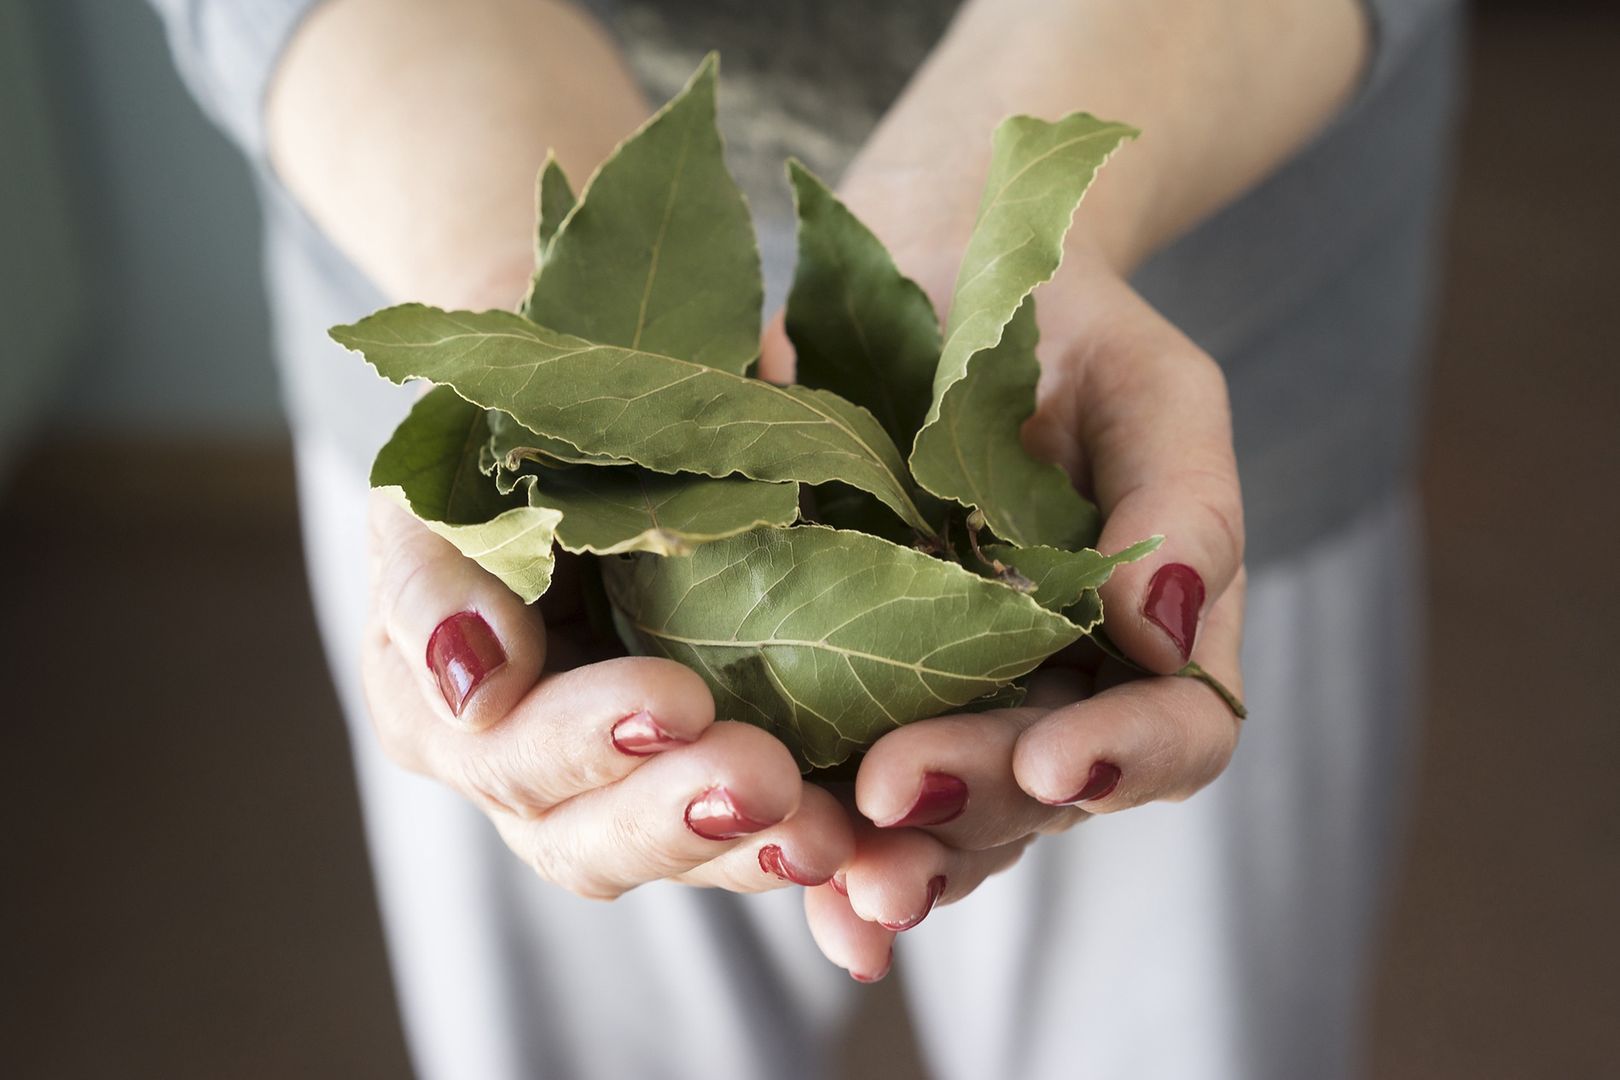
[846,0,1369,277]
[807,0,1373,975]
[266,1,854,906]
[266,0,649,309]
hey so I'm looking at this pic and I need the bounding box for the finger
[757,311,797,383]
[804,883,895,983]
[1013,573,1247,810]
[366,636,715,815]
[839,820,1034,933]
[675,784,855,891]
[493,721,802,899]
[1078,317,1244,674]
[368,491,546,730]
[855,705,1072,852]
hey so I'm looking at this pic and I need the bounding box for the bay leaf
[909,112,1137,550]
[983,535,1162,611]
[534,151,575,261]
[372,386,562,603]
[806,481,919,545]
[601,525,1084,769]
[516,152,578,317]
[521,53,762,374]
[513,466,800,557]
[785,160,941,448]
[1064,588,1104,634]
[331,304,935,535]
[484,408,628,490]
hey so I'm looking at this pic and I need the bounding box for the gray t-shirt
[151,0,1463,567]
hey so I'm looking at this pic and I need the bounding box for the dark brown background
[3,4,1617,1077]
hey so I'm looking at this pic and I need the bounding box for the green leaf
[484,408,628,487]
[516,153,578,317]
[601,525,1084,769]
[372,387,562,603]
[807,481,919,545]
[332,305,935,535]
[513,466,800,557]
[1063,588,1104,634]
[909,112,1137,549]
[521,54,762,374]
[983,535,1162,611]
[922,296,1099,546]
[534,151,575,260]
[785,161,941,448]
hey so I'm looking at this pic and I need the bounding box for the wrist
[836,159,1139,317]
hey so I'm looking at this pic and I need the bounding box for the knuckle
[603,802,660,865]
[1190,485,1247,570]
[457,753,531,818]
[370,722,422,774]
[1169,347,1232,411]
[560,864,625,902]
[518,841,570,890]
[548,851,626,901]
[567,745,626,793]
[621,656,716,719]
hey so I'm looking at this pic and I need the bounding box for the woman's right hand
[361,491,855,899]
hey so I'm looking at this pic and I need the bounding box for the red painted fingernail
[879,875,947,932]
[758,844,828,886]
[426,611,506,716]
[878,771,969,828]
[684,786,775,841]
[830,871,849,897]
[610,710,690,756]
[1144,562,1205,662]
[852,947,894,984]
[1060,761,1122,805]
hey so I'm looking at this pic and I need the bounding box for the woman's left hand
[771,255,1249,979]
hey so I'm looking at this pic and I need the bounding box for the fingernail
[1058,761,1122,805]
[1144,562,1205,661]
[758,844,828,886]
[610,710,690,756]
[830,871,849,897]
[852,947,894,984]
[685,786,775,841]
[879,875,947,932]
[426,611,507,716]
[877,771,969,828]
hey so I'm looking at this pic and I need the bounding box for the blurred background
[2,1,1616,1077]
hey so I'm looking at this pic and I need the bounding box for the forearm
[265,0,648,309]
[845,0,1369,280]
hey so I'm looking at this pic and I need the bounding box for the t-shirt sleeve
[1358,0,1463,96]
[145,0,319,159]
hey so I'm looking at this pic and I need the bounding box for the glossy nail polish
[1060,761,1122,805]
[685,786,775,841]
[878,771,969,828]
[758,844,827,886]
[1144,562,1205,662]
[829,871,849,897]
[852,947,894,984]
[610,710,689,756]
[879,875,947,932]
[426,611,507,716]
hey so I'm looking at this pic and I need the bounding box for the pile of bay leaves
[332,56,1172,770]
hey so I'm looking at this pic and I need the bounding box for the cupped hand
[769,252,1248,978]
[361,492,855,898]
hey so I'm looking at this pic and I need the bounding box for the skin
[269,0,1368,980]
